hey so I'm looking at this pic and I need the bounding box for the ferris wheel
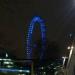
[26,16,46,60]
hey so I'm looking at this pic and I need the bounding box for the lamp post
[67,46,74,67]
[62,56,68,67]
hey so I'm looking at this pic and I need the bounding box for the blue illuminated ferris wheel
[26,16,46,60]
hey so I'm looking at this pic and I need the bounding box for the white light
[3,59,11,61]
[18,70,30,73]
[3,61,13,64]
[43,72,46,74]
[4,62,10,64]
[67,45,74,66]
[62,56,68,66]
[67,46,71,50]
[41,67,44,69]
[0,58,2,61]
[7,65,13,68]
[25,70,30,73]
[71,46,74,49]
[53,67,57,70]
[19,70,23,72]
[6,53,8,58]
[54,71,58,75]
[0,59,11,61]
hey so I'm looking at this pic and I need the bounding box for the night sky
[0,0,75,59]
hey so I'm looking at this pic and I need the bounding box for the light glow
[62,56,68,66]
[3,61,13,64]
[67,46,71,50]
[26,16,46,59]
[67,45,74,66]
[6,53,8,58]
[7,65,13,68]
[0,58,11,61]
[41,67,44,70]
[0,68,30,73]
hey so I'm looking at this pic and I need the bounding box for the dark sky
[0,0,75,59]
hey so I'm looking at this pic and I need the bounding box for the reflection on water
[0,58,31,75]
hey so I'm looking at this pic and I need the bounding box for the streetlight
[67,46,71,50]
[67,45,74,67]
[62,56,68,66]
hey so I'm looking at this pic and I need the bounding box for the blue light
[0,68,30,73]
[26,16,46,59]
